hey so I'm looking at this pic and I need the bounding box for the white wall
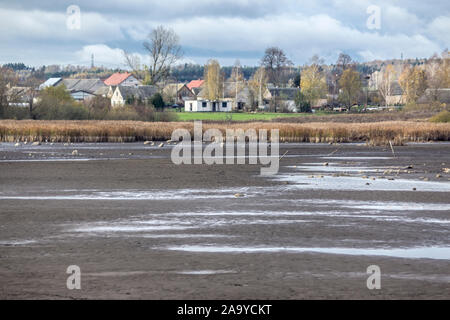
[185,100,232,112]
[111,89,125,107]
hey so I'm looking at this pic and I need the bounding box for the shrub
[33,85,89,120]
[86,96,111,120]
[430,111,450,123]
[295,91,312,113]
[34,102,89,120]
[151,93,165,110]
[1,106,30,120]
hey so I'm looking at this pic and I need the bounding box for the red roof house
[104,72,141,86]
[187,79,205,90]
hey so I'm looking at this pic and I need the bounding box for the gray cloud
[0,0,448,67]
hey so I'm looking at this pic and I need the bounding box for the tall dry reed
[1,120,450,145]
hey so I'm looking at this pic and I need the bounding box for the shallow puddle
[321,156,393,160]
[290,165,379,173]
[175,270,236,275]
[164,245,450,260]
[276,174,450,192]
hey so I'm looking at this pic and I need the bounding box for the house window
[202,102,207,108]
[190,103,193,111]
[222,102,227,108]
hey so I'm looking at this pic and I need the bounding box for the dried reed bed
[1,120,450,145]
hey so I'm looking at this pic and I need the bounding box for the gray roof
[62,79,106,94]
[118,85,159,100]
[223,82,250,100]
[197,82,252,102]
[192,87,202,95]
[418,88,450,104]
[94,86,111,96]
[39,78,62,90]
[163,83,188,92]
[267,87,301,100]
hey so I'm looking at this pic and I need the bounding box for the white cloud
[75,45,130,68]
[0,8,123,43]
[383,6,423,33]
[426,16,450,45]
[75,44,197,69]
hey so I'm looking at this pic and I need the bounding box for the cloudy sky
[0,0,449,68]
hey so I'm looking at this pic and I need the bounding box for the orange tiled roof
[187,79,205,90]
[104,72,133,86]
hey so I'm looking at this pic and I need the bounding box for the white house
[38,78,109,102]
[111,85,159,107]
[263,87,302,112]
[184,99,233,112]
[197,82,252,111]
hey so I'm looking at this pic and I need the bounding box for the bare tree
[336,53,353,72]
[249,67,268,108]
[0,67,18,118]
[378,65,396,107]
[144,26,183,85]
[309,54,325,67]
[123,51,146,80]
[23,77,41,118]
[230,59,244,110]
[426,52,449,103]
[124,26,183,85]
[261,47,293,87]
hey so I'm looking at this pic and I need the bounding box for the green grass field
[175,112,317,122]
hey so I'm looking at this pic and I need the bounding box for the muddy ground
[0,142,449,300]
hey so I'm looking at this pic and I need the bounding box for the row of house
[35,73,201,108]
[7,65,450,113]
[181,80,302,113]
[38,73,139,104]
[368,70,450,107]
[8,70,304,112]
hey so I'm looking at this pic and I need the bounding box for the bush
[86,96,111,120]
[151,93,165,110]
[430,111,450,123]
[1,106,30,120]
[33,85,89,120]
[404,102,447,114]
[104,105,176,122]
[34,102,89,120]
[295,91,312,113]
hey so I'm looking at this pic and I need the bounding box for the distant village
[1,49,449,120]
